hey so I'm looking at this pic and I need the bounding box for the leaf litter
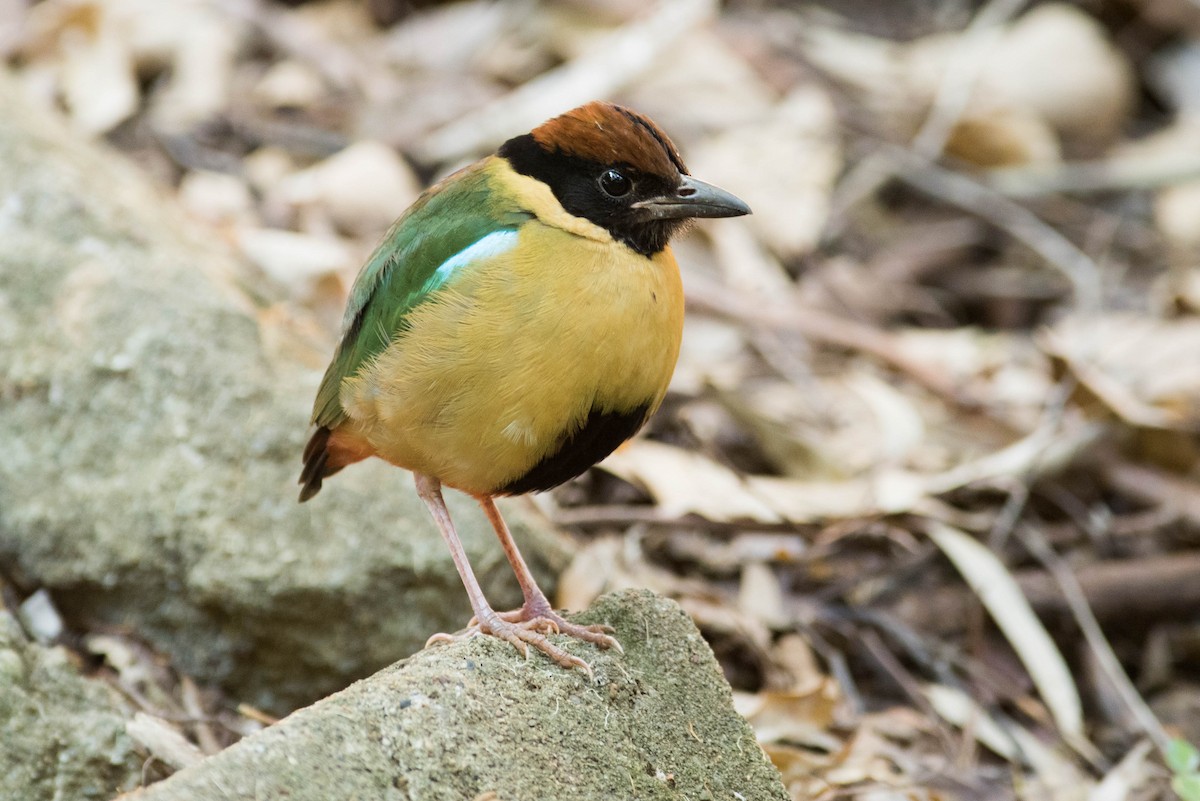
[6,0,1200,798]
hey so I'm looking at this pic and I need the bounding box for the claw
[424,633,475,652]
[426,602,619,677]
[511,636,529,660]
[522,617,559,636]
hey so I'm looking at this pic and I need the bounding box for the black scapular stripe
[499,404,651,495]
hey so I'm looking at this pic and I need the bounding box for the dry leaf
[1042,314,1200,430]
[925,683,1087,797]
[556,536,623,611]
[770,634,826,694]
[52,3,138,134]
[605,436,933,525]
[738,561,786,628]
[687,85,841,258]
[671,314,746,396]
[720,371,926,480]
[1087,739,1154,801]
[621,27,776,132]
[748,471,926,521]
[144,2,242,131]
[923,414,1103,496]
[925,523,1084,741]
[265,0,375,91]
[23,0,245,134]
[246,143,298,184]
[762,741,835,798]
[126,712,205,771]
[978,3,1134,149]
[733,685,841,749]
[555,535,694,611]
[178,170,256,227]
[1155,179,1200,251]
[800,3,1134,154]
[252,59,326,111]
[676,595,772,649]
[892,327,1052,433]
[658,530,809,574]
[413,0,718,163]
[822,724,909,789]
[273,140,421,237]
[235,227,355,297]
[381,0,527,75]
[944,106,1061,168]
[600,440,782,522]
[706,217,793,301]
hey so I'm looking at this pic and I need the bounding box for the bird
[299,101,750,674]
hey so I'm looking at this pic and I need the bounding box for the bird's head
[498,102,751,257]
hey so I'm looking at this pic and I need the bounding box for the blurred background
[4,0,1200,798]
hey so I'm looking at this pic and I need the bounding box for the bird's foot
[426,605,620,678]
[479,606,623,654]
[427,614,595,677]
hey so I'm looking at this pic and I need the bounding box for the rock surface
[0,612,142,800]
[122,590,789,801]
[0,70,568,712]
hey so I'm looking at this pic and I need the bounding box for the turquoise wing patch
[418,230,519,295]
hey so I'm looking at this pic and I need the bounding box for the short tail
[299,426,335,502]
[299,425,374,501]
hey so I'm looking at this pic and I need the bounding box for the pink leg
[414,474,596,674]
[476,495,622,654]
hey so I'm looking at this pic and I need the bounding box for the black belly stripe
[498,403,652,495]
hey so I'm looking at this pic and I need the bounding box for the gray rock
[122,590,789,801]
[0,612,142,800]
[0,70,569,712]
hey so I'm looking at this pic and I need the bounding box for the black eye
[598,168,632,198]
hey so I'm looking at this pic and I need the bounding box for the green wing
[311,161,530,428]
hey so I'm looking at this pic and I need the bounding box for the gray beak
[632,175,751,220]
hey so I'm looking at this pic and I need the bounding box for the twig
[825,0,1028,233]
[1017,552,1200,623]
[803,625,863,720]
[922,414,1103,497]
[1014,524,1171,755]
[846,606,960,689]
[181,675,222,756]
[985,477,1030,553]
[910,0,1030,158]
[685,272,987,411]
[551,504,810,534]
[859,628,947,736]
[924,520,1086,745]
[987,153,1200,197]
[896,551,1200,634]
[888,146,1104,313]
[1100,459,1200,528]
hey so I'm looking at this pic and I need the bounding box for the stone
[0,70,570,713]
[121,591,789,801]
[0,612,142,800]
